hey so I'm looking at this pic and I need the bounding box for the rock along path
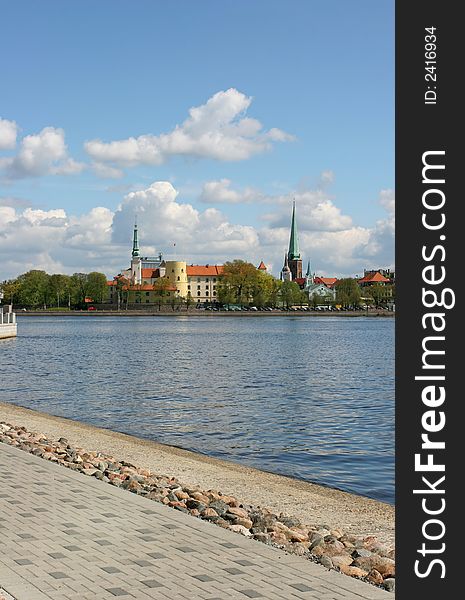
[0,443,391,600]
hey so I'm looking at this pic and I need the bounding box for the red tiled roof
[187,265,224,276]
[358,271,390,284]
[257,261,267,270]
[107,281,116,286]
[314,277,338,287]
[141,268,159,279]
[295,277,306,285]
[122,284,177,292]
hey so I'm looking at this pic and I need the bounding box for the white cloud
[0,182,394,281]
[0,126,85,179]
[85,89,294,168]
[0,118,18,150]
[92,161,124,179]
[112,181,259,259]
[199,178,263,204]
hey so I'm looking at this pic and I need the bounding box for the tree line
[1,270,108,309]
[1,263,394,310]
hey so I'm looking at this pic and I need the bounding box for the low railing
[0,307,16,325]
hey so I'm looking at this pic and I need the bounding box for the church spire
[288,200,300,260]
[306,259,312,277]
[132,219,140,258]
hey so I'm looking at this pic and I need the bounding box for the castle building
[129,222,164,284]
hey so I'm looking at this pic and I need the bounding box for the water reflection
[2,316,394,503]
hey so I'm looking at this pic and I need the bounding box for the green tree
[152,277,172,311]
[335,278,361,308]
[219,260,261,306]
[280,280,301,309]
[17,270,50,308]
[48,274,72,308]
[0,279,21,305]
[87,272,108,303]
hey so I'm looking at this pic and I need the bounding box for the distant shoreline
[17,309,395,318]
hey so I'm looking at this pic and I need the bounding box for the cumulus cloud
[199,178,263,204]
[112,181,259,259]
[0,118,18,150]
[85,89,294,169]
[0,126,85,179]
[1,182,394,281]
[200,178,353,232]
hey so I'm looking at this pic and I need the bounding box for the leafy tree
[48,274,72,308]
[0,279,21,305]
[185,291,193,310]
[280,280,301,309]
[220,260,261,306]
[152,277,172,311]
[335,278,361,308]
[87,272,108,303]
[17,270,50,308]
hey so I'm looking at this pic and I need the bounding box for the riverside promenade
[0,443,390,600]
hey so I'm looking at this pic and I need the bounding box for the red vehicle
[87,306,96,311]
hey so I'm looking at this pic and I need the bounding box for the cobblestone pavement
[0,443,391,600]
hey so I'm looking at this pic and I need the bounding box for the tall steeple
[287,201,303,280]
[288,200,300,261]
[132,219,140,258]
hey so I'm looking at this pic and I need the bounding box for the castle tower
[288,201,302,280]
[130,220,142,284]
[132,220,140,257]
[281,252,292,282]
[165,261,188,298]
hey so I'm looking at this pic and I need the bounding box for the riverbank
[17,309,395,317]
[0,402,394,546]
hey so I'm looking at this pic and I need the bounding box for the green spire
[132,220,140,257]
[288,200,300,260]
[306,259,312,277]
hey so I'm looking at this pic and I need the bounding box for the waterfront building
[127,222,165,285]
[186,265,224,304]
[358,271,391,287]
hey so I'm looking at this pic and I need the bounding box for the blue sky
[0,0,394,279]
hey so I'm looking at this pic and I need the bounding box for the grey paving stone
[106,588,129,596]
[141,580,163,588]
[101,566,121,573]
[0,441,391,600]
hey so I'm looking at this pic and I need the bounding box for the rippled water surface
[1,316,394,503]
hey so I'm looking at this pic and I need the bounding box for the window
[206,291,209,296]
[206,278,209,282]
[197,285,201,290]
[213,291,216,296]
[197,278,201,283]
[197,291,201,296]
[177,276,180,281]
[146,299,150,303]
[213,278,216,283]
[181,268,184,272]
[172,269,175,273]
[213,285,216,290]
[187,285,191,290]
[146,292,150,296]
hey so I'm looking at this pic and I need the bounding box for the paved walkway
[0,443,391,600]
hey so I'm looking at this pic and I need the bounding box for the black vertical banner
[396,2,460,598]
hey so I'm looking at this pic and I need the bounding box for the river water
[1,315,394,503]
